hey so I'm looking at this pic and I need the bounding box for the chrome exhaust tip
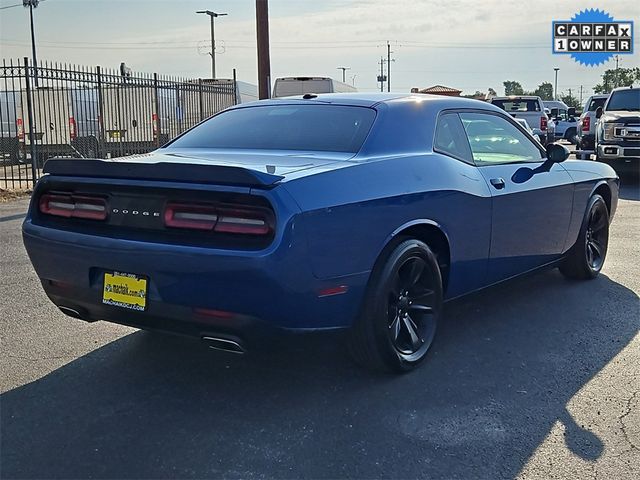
[58,306,85,319]
[202,336,246,354]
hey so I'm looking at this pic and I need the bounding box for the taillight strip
[164,202,273,236]
[39,193,107,221]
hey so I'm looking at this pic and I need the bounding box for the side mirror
[546,143,570,163]
[595,106,603,119]
[568,107,576,117]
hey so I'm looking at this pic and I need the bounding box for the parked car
[577,94,609,151]
[543,100,578,144]
[272,77,357,98]
[595,86,640,175]
[23,93,619,372]
[489,95,551,144]
[514,117,542,143]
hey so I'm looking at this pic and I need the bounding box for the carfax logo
[552,9,633,66]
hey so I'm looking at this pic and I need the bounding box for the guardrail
[1,58,238,190]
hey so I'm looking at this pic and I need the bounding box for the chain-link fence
[1,58,238,190]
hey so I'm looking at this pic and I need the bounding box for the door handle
[490,177,506,189]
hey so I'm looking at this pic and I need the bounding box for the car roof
[237,93,500,110]
[610,85,639,93]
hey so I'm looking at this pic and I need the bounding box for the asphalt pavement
[1,181,639,479]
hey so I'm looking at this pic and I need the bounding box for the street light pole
[337,66,350,83]
[23,0,40,86]
[196,10,227,79]
[554,67,559,100]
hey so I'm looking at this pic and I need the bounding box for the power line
[0,3,22,10]
[0,38,555,50]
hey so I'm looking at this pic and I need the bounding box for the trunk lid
[43,149,354,187]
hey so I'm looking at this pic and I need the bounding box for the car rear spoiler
[42,158,284,188]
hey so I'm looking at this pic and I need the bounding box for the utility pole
[196,10,227,79]
[378,57,386,92]
[553,67,559,100]
[615,55,620,88]
[568,88,572,106]
[579,85,583,106]
[256,0,271,99]
[387,41,391,92]
[337,66,350,83]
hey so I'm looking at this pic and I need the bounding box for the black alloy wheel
[585,200,609,271]
[349,239,443,372]
[387,255,438,361]
[560,194,609,280]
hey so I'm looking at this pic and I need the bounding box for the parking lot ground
[1,181,639,480]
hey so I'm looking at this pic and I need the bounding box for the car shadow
[1,270,638,479]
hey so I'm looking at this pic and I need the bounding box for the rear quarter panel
[283,153,493,299]
[561,159,619,249]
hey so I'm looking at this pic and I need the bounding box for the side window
[459,112,545,166]
[434,113,473,164]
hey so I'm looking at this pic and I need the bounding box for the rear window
[274,79,332,97]
[587,97,607,111]
[491,99,541,112]
[168,105,375,153]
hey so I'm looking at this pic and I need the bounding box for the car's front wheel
[560,194,609,280]
[349,239,443,373]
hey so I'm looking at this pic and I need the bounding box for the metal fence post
[96,66,106,158]
[153,72,161,148]
[198,78,204,122]
[23,57,38,187]
[233,68,238,105]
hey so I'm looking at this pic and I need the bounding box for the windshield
[168,104,376,153]
[587,97,607,111]
[606,90,640,112]
[491,99,541,112]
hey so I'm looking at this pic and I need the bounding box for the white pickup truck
[543,100,578,144]
[577,94,609,151]
[489,96,551,145]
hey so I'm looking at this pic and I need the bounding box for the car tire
[559,194,609,280]
[564,128,577,144]
[348,239,443,373]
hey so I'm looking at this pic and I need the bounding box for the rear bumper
[22,219,369,341]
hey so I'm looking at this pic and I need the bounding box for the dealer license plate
[102,271,148,311]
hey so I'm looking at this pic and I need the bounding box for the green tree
[560,92,580,109]
[503,80,524,96]
[594,67,640,93]
[531,82,554,100]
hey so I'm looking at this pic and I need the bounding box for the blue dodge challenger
[23,93,619,372]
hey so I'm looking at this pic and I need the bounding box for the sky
[0,0,638,100]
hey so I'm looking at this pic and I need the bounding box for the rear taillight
[164,202,273,235]
[540,116,548,131]
[69,117,77,140]
[39,193,107,220]
[16,118,24,142]
[152,113,158,139]
[582,116,590,132]
[164,203,218,231]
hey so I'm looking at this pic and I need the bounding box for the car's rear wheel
[349,239,442,373]
[560,194,609,280]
